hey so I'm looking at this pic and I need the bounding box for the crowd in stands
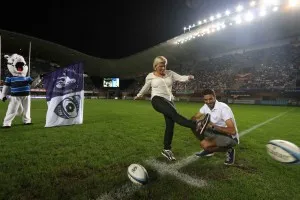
[127,43,300,94]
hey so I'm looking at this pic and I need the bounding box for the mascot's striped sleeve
[4,77,33,96]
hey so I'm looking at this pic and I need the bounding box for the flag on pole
[43,63,84,127]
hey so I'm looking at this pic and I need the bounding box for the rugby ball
[127,164,149,185]
[266,140,300,164]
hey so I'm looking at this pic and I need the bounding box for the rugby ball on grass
[127,164,149,185]
[266,140,300,164]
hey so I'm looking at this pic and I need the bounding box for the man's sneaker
[196,114,210,135]
[195,150,215,157]
[161,149,176,161]
[224,148,235,165]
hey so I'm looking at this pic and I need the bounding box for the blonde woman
[134,56,209,161]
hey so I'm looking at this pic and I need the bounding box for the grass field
[0,99,299,200]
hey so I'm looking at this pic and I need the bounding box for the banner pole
[28,41,31,76]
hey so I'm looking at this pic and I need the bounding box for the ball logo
[268,146,290,161]
[131,166,137,173]
[54,95,80,119]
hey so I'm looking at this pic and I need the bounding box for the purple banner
[43,63,84,101]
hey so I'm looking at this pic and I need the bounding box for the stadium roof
[1,8,300,78]
[0,29,115,77]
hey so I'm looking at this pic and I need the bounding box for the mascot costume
[0,54,41,128]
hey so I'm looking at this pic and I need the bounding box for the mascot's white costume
[0,54,40,128]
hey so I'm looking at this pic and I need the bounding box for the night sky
[0,0,241,59]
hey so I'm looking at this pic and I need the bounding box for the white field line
[145,158,207,188]
[239,111,288,137]
[97,111,289,199]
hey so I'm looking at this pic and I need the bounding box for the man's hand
[191,112,204,121]
[2,97,7,102]
[207,122,215,130]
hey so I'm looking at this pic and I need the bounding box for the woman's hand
[188,75,194,80]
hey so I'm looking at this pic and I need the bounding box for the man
[192,89,239,165]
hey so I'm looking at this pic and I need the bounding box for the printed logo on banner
[54,95,81,119]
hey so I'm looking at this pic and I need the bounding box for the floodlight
[245,12,254,22]
[250,1,256,7]
[273,6,278,12]
[260,9,267,16]
[235,15,242,24]
[225,10,231,16]
[236,5,244,12]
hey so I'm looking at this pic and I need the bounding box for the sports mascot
[0,53,41,128]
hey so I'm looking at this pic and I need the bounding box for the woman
[134,56,209,161]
